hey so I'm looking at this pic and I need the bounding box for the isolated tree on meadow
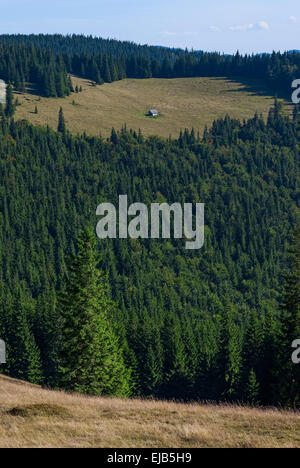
[59,228,131,396]
[5,83,15,118]
[57,107,66,134]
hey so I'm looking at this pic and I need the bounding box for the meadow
[14,76,288,138]
[0,374,299,448]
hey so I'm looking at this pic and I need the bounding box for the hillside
[0,374,299,448]
[0,108,299,405]
[13,76,287,138]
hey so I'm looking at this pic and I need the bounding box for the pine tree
[57,107,66,134]
[103,57,112,83]
[110,127,118,144]
[242,309,263,401]
[5,84,15,118]
[59,228,131,396]
[0,285,43,384]
[218,301,242,400]
[55,72,65,98]
[274,226,300,407]
[68,75,74,93]
[246,369,260,405]
[160,314,190,399]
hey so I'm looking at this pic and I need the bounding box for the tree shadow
[211,76,292,102]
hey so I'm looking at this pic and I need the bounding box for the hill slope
[13,76,287,138]
[0,374,299,448]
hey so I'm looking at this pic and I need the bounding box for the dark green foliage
[57,107,66,134]
[217,301,242,400]
[274,226,300,407]
[246,369,260,405]
[0,35,299,99]
[5,84,15,118]
[59,229,131,396]
[0,103,299,404]
[0,285,43,384]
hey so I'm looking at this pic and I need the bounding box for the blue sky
[0,0,298,54]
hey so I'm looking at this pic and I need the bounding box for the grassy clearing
[0,374,299,448]
[14,76,290,138]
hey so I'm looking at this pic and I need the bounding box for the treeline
[0,34,299,96]
[0,42,73,97]
[0,104,299,406]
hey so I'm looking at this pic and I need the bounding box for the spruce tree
[218,301,242,400]
[59,228,131,396]
[110,127,118,144]
[274,226,300,407]
[57,107,66,134]
[246,369,260,405]
[5,83,15,118]
[0,285,43,384]
[160,314,190,399]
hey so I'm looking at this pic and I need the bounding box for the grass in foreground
[14,76,290,138]
[0,374,299,448]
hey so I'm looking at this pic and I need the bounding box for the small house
[149,109,159,117]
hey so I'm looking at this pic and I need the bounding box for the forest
[0,96,299,406]
[0,34,299,97]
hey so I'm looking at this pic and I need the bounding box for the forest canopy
[0,100,299,405]
[0,34,299,96]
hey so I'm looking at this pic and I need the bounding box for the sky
[0,0,298,54]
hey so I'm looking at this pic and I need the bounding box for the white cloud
[229,21,270,32]
[256,21,270,30]
[183,31,199,36]
[289,16,299,23]
[210,26,222,32]
[160,31,177,37]
[229,23,254,31]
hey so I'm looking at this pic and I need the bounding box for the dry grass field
[0,374,299,448]
[14,76,288,138]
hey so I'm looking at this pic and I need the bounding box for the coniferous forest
[0,34,299,96]
[0,75,299,408]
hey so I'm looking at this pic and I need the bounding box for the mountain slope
[13,76,285,138]
[0,374,299,448]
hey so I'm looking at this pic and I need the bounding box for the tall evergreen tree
[59,228,131,396]
[274,226,300,407]
[246,369,260,405]
[57,107,66,134]
[5,84,15,118]
[218,301,242,400]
